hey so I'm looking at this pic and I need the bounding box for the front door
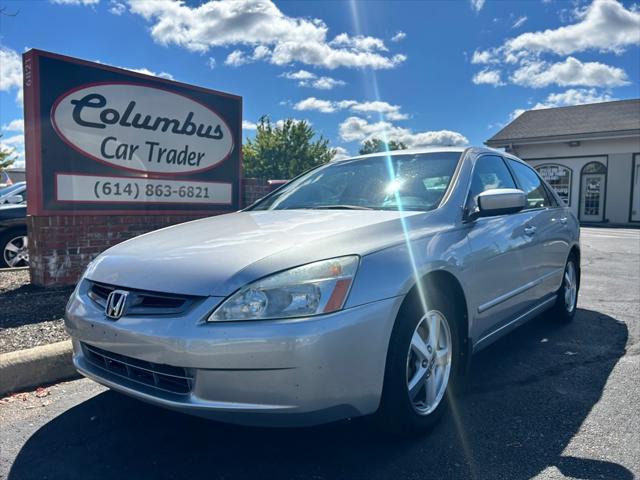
[580,173,605,222]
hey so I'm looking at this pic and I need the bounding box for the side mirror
[475,188,526,218]
[6,194,24,205]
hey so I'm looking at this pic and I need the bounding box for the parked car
[0,196,28,268]
[0,181,26,205]
[65,147,580,433]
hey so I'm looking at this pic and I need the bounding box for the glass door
[580,173,605,222]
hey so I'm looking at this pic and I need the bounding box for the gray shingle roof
[486,99,640,146]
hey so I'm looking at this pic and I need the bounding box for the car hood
[85,209,424,296]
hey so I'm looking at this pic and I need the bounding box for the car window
[251,152,462,212]
[468,155,517,204]
[507,160,553,209]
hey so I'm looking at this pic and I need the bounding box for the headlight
[208,256,359,322]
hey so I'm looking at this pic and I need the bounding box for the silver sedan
[65,146,580,433]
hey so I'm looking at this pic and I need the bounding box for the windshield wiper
[309,204,374,210]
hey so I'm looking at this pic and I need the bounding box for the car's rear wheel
[551,254,578,323]
[1,229,29,268]
[377,288,459,435]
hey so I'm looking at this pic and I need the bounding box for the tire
[551,254,579,323]
[376,288,460,435]
[0,228,29,268]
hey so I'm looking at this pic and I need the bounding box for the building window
[535,164,572,205]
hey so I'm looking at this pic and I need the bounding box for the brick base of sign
[27,178,279,287]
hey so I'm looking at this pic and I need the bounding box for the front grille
[87,281,196,316]
[82,343,193,395]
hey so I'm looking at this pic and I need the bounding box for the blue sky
[1,0,639,167]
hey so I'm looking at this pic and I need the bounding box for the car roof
[332,146,508,163]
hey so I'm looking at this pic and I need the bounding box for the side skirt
[471,294,557,354]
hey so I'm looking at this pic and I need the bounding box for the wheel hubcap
[4,235,29,267]
[564,261,577,313]
[406,310,452,415]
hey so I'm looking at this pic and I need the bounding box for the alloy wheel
[406,310,452,415]
[3,235,29,267]
[564,261,577,313]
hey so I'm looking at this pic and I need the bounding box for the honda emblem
[105,290,129,320]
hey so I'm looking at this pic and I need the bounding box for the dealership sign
[23,49,242,214]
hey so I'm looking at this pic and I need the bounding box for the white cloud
[122,66,174,80]
[329,33,387,52]
[282,70,316,81]
[294,97,337,113]
[508,88,615,120]
[348,100,408,120]
[293,97,407,120]
[225,50,251,67]
[512,15,527,29]
[0,46,23,104]
[471,0,486,13]
[281,70,346,90]
[207,57,216,69]
[242,120,258,130]
[310,76,346,90]
[51,0,99,4]
[332,146,350,161]
[339,116,468,148]
[2,119,24,133]
[472,68,505,86]
[125,0,405,70]
[108,0,126,15]
[391,31,406,42]
[471,49,497,64]
[510,57,629,87]
[506,0,640,55]
[471,1,639,90]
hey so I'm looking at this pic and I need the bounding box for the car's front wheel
[1,229,29,268]
[377,288,459,435]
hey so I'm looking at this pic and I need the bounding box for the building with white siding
[486,99,640,226]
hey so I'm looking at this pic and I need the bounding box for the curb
[0,340,80,396]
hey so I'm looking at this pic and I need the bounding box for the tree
[242,116,335,179]
[358,137,408,155]
[0,136,15,173]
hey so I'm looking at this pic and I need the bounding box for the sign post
[23,49,242,286]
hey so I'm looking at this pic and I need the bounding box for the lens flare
[347,0,474,470]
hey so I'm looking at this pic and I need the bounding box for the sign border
[23,48,243,216]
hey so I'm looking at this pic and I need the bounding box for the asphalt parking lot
[1,227,638,480]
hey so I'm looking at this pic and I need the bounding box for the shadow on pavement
[9,308,631,480]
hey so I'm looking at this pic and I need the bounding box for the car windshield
[250,152,462,212]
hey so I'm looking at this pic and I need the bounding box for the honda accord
[65,147,580,433]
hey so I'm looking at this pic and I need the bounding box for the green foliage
[358,138,408,155]
[242,116,335,179]
[0,136,15,173]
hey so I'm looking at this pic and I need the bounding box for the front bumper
[65,281,402,427]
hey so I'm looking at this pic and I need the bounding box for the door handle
[560,217,568,225]
[524,226,537,236]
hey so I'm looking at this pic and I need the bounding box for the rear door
[465,155,539,342]
[506,159,568,302]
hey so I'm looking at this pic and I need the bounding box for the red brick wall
[27,178,282,287]
[242,177,274,207]
[27,214,209,287]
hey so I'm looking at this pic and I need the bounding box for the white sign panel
[56,174,232,205]
[51,83,234,175]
